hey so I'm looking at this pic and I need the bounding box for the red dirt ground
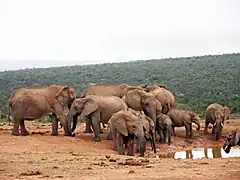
[0,119,239,180]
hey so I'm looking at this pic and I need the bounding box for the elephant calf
[167,109,201,139]
[109,108,156,157]
[156,114,172,145]
[223,128,240,154]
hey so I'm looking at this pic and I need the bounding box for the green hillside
[0,53,240,116]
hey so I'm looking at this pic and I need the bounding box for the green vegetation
[0,53,239,118]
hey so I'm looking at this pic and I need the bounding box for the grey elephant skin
[156,114,172,145]
[80,84,145,133]
[223,128,240,153]
[122,89,162,127]
[167,109,201,139]
[8,85,76,136]
[109,108,156,157]
[144,84,175,114]
[204,103,230,141]
[68,95,127,141]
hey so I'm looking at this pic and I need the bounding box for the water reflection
[159,146,240,159]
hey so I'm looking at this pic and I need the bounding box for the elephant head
[214,107,230,141]
[223,129,240,154]
[123,89,162,126]
[140,91,162,125]
[67,96,98,135]
[189,112,201,131]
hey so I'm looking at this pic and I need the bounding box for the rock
[146,164,154,168]
[109,158,117,162]
[128,170,135,174]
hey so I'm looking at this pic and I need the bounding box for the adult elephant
[144,84,175,114]
[204,103,230,141]
[80,83,145,133]
[67,95,127,141]
[8,85,76,136]
[109,108,156,157]
[167,109,201,139]
[122,89,162,126]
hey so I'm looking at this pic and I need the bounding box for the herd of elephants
[6,83,240,157]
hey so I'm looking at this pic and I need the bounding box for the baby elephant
[223,129,240,154]
[109,108,156,157]
[156,114,172,145]
[167,109,201,139]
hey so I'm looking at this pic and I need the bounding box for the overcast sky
[0,0,239,71]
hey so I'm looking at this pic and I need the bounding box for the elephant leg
[163,129,168,143]
[112,129,118,151]
[172,126,176,136]
[51,114,59,136]
[91,114,101,142]
[189,123,193,139]
[159,130,164,143]
[204,120,209,134]
[212,124,216,134]
[127,135,134,156]
[20,120,29,136]
[106,131,113,140]
[167,126,171,145]
[11,118,20,136]
[185,124,190,139]
[84,118,93,133]
[117,131,124,155]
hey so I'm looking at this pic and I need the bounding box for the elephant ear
[56,86,70,105]
[81,98,98,117]
[69,88,76,102]
[156,100,162,114]
[187,111,195,123]
[112,112,129,136]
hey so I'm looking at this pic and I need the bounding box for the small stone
[128,170,135,174]
[109,158,117,162]
[71,152,78,156]
[105,155,111,159]
[146,164,154,168]
[196,172,201,175]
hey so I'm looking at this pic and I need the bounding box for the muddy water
[159,146,240,159]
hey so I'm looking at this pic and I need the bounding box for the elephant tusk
[221,122,224,127]
[213,122,216,126]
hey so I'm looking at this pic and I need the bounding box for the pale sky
[0,0,240,71]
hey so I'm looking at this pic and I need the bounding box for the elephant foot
[12,131,20,136]
[84,129,93,133]
[93,136,101,142]
[106,134,113,140]
[21,131,30,136]
[51,132,59,136]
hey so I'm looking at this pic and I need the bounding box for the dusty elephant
[8,85,76,136]
[167,109,201,139]
[67,95,127,141]
[144,84,175,114]
[223,128,240,153]
[156,114,172,145]
[204,103,230,141]
[109,108,156,157]
[122,89,162,127]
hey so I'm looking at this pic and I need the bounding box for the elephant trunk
[138,135,147,157]
[193,119,201,131]
[150,131,156,153]
[216,121,223,141]
[67,111,76,137]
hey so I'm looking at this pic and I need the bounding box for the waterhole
[159,146,240,159]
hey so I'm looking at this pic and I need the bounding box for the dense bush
[0,53,239,116]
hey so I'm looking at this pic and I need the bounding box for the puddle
[159,146,240,159]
